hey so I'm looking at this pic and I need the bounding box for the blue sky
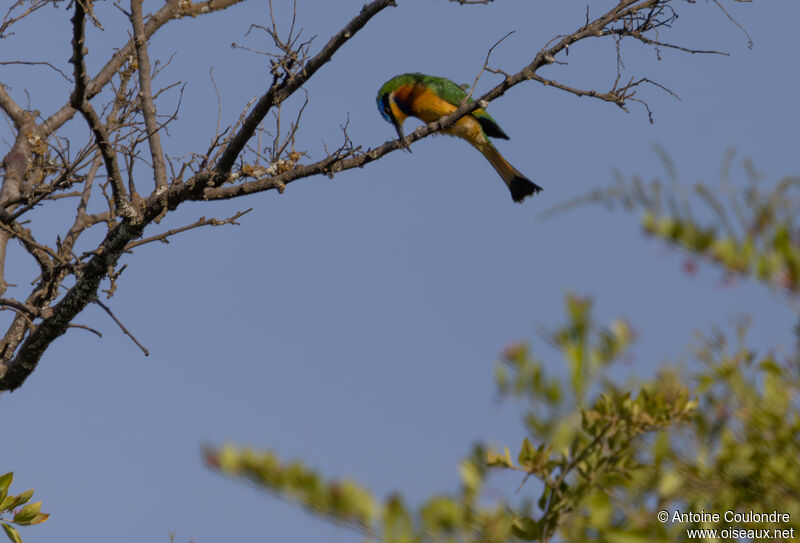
[2,1,798,541]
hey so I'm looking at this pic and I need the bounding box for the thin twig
[94,299,149,355]
[125,208,252,250]
[711,0,753,49]
[466,30,516,99]
[68,323,103,338]
[0,60,73,82]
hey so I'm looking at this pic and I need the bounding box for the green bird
[376,73,542,202]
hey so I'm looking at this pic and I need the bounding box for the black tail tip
[509,176,543,203]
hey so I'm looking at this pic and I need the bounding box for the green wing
[416,74,510,140]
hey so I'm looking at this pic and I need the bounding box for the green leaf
[0,473,10,508]
[421,495,460,532]
[652,431,670,464]
[215,444,240,472]
[12,501,41,525]
[0,474,12,496]
[1,523,21,543]
[537,487,549,511]
[587,489,613,528]
[511,516,542,541]
[518,438,535,468]
[486,447,514,468]
[0,490,33,512]
[382,494,412,539]
[657,469,683,497]
[458,460,481,493]
[25,513,49,526]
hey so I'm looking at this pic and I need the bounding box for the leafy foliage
[203,294,727,543]
[204,155,800,542]
[0,473,48,543]
[495,313,800,542]
[203,444,513,543]
[490,295,696,541]
[550,147,800,295]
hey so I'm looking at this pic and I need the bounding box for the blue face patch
[377,94,393,124]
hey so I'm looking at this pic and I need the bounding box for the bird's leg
[393,122,412,153]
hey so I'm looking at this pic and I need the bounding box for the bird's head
[376,75,413,149]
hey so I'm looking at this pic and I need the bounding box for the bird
[376,73,542,203]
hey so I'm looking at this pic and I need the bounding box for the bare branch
[95,299,149,355]
[0,118,38,295]
[5,166,77,222]
[0,220,62,271]
[0,0,742,393]
[213,0,397,175]
[67,323,102,338]
[0,235,10,295]
[202,0,728,202]
[1,0,53,38]
[531,74,680,122]
[465,30,516,99]
[0,297,40,318]
[0,85,27,130]
[44,0,249,134]
[0,60,74,82]
[606,28,729,56]
[125,208,252,250]
[711,0,753,49]
[130,0,168,189]
[69,0,136,220]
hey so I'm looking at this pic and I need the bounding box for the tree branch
[130,0,168,189]
[124,208,252,251]
[69,0,136,221]
[43,0,248,135]
[0,118,38,294]
[213,0,397,175]
[0,0,738,392]
[0,297,40,318]
[204,0,709,201]
[0,85,27,126]
[95,299,149,356]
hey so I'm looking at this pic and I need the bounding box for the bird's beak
[393,121,412,154]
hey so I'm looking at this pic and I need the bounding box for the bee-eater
[376,73,542,202]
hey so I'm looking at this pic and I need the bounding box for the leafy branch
[0,472,48,543]
[546,148,800,296]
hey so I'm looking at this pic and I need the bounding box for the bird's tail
[479,141,542,203]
